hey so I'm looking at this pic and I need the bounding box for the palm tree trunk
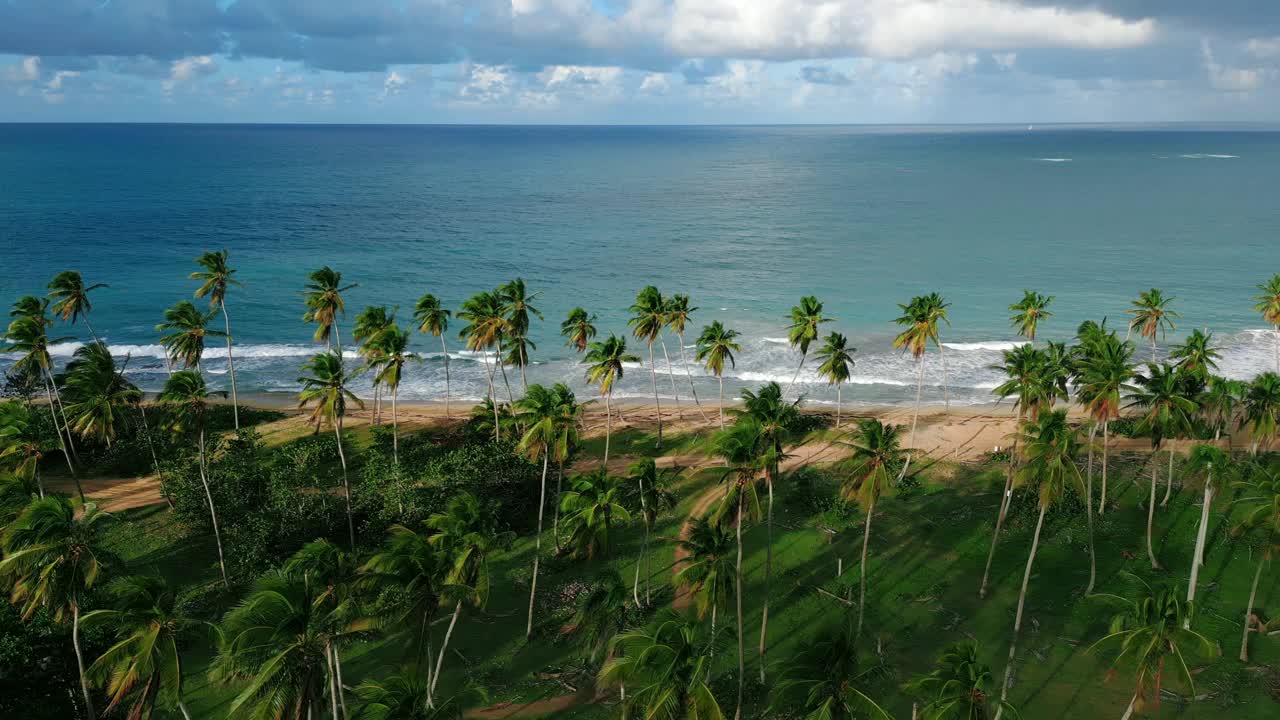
[678,332,709,421]
[1161,447,1175,506]
[334,416,355,547]
[520,357,528,393]
[333,645,348,718]
[1085,443,1097,597]
[980,430,1018,599]
[634,472,648,607]
[648,342,663,449]
[440,335,451,417]
[786,352,806,396]
[198,427,230,585]
[527,450,549,638]
[718,376,725,429]
[604,390,612,465]
[660,338,681,419]
[1240,551,1266,661]
[759,473,774,684]
[734,493,745,720]
[857,494,876,641]
[495,336,515,406]
[177,701,193,720]
[553,459,564,553]
[42,375,82,501]
[138,404,173,509]
[1146,459,1160,570]
[1185,481,1214,628]
[836,384,842,428]
[83,317,100,345]
[1099,422,1110,515]
[480,348,499,441]
[995,504,1048,719]
[46,369,78,461]
[392,386,400,465]
[899,357,925,483]
[220,304,239,429]
[428,600,464,704]
[326,643,340,720]
[1120,692,1138,720]
[1274,323,1279,373]
[71,601,95,718]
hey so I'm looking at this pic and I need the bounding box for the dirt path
[464,685,604,719]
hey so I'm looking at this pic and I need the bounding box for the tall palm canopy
[48,270,108,341]
[815,331,856,426]
[58,342,142,447]
[785,295,832,391]
[1254,273,1280,372]
[907,640,1013,720]
[156,300,222,369]
[629,285,668,444]
[584,334,639,463]
[414,292,453,415]
[499,278,542,337]
[1127,288,1179,358]
[1170,328,1221,380]
[560,307,597,353]
[298,351,365,545]
[1242,372,1280,453]
[190,249,243,427]
[768,619,891,720]
[599,611,725,720]
[697,321,741,427]
[559,468,632,560]
[1009,289,1054,341]
[302,266,358,348]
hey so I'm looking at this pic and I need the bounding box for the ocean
[2,123,1278,407]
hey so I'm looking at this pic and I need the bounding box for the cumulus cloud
[162,55,217,92]
[801,65,855,86]
[1202,41,1269,92]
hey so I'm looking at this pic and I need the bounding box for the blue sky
[4,1,1280,123]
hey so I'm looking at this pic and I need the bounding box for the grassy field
[97,418,1280,719]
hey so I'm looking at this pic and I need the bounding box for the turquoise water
[2,124,1278,406]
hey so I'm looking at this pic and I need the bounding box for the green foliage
[0,603,83,719]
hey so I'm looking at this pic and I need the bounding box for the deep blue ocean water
[2,123,1278,406]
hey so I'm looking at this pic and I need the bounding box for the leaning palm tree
[298,351,364,547]
[413,293,453,417]
[58,342,142,449]
[696,321,742,429]
[424,493,512,707]
[284,540,363,718]
[549,383,582,551]
[769,618,891,720]
[569,570,630,665]
[600,611,726,720]
[156,300,222,370]
[815,332,856,427]
[360,524,440,684]
[83,575,196,720]
[1127,288,1180,362]
[4,312,80,486]
[1088,575,1217,719]
[515,383,562,638]
[1076,333,1137,516]
[630,286,669,447]
[838,418,906,641]
[784,296,832,395]
[369,325,414,464]
[906,639,1014,720]
[673,516,734,642]
[302,266,358,351]
[1200,375,1244,444]
[1254,274,1280,373]
[1182,445,1232,627]
[1129,363,1197,531]
[158,370,229,584]
[354,305,397,424]
[1170,329,1220,382]
[500,278,543,391]
[190,250,243,428]
[893,294,949,471]
[0,495,116,717]
[1233,461,1280,662]
[0,401,59,498]
[1241,372,1280,455]
[503,332,536,393]
[47,270,107,343]
[559,468,632,561]
[561,307,597,354]
[666,294,709,420]
[1009,289,1053,341]
[457,291,509,438]
[584,334,638,465]
[628,458,677,606]
[995,410,1082,718]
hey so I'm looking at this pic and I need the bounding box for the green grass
[98,427,1280,719]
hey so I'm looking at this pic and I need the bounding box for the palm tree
[0,495,116,717]
[190,250,243,428]
[457,291,508,438]
[354,305,397,424]
[82,575,195,720]
[503,332,536,394]
[1170,329,1220,382]
[353,670,483,720]
[713,418,766,718]
[515,383,562,638]
[285,540,364,718]
[815,332,856,427]
[4,311,80,488]
[906,639,1014,720]
[584,334,638,465]
[894,293,950,470]
[559,468,632,561]
[629,286,668,447]
[303,266,358,351]
[839,418,906,641]
[414,293,453,417]
[1200,375,1244,444]
[158,370,229,584]
[500,278,543,391]
[599,611,725,720]
[1088,576,1217,719]
[1233,461,1280,661]
[156,300,223,370]
[784,296,832,395]
[361,524,440,687]
[424,493,512,707]
[369,325,414,464]
[1254,274,1280,373]
[1241,372,1280,455]
[696,322,741,429]
[628,458,677,606]
[769,618,891,720]
[47,270,107,343]
[549,383,582,552]
[1129,363,1197,529]
[666,294,709,420]
[561,307,597,354]
[298,351,365,547]
[1076,333,1138,516]
[570,570,629,665]
[1009,290,1053,341]
[1182,445,1231,627]
[58,342,142,448]
[0,401,59,498]
[673,516,734,643]
[995,410,1083,718]
[212,569,359,720]
[1127,288,1179,362]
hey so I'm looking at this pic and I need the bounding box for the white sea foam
[1035,158,1072,162]
[941,341,1027,351]
[1180,153,1239,159]
[761,337,790,345]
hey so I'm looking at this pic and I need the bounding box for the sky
[4,1,1280,124]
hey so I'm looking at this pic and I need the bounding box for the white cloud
[993,52,1017,70]
[653,0,1156,61]
[163,55,216,92]
[537,64,622,89]
[20,56,40,81]
[639,72,669,95]
[1246,37,1280,59]
[382,70,407,99]
[456,64,514,103]
[1202,41,1268,92]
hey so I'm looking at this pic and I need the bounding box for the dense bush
[0,605,96,719]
